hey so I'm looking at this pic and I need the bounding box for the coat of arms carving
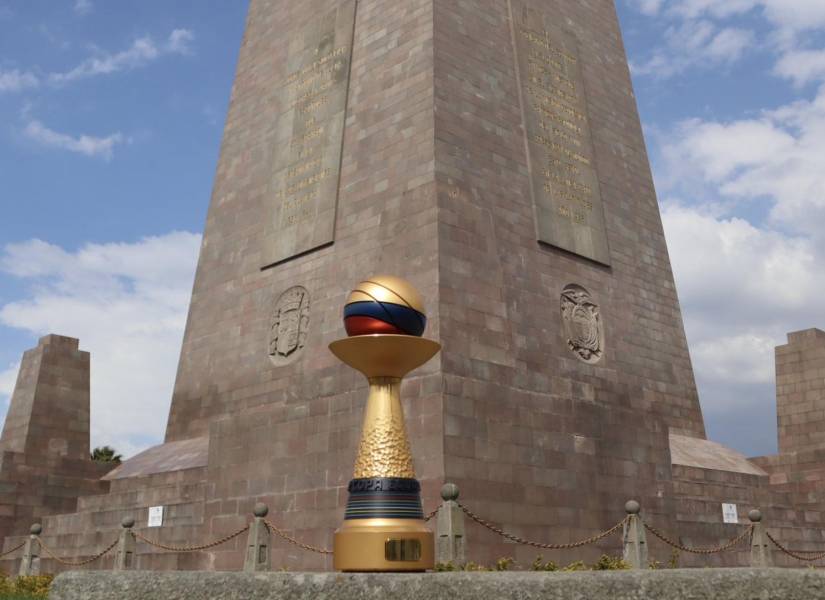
[269,286,310,365]
[560,284,603,364]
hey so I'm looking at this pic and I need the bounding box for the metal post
[18,524,42,577]
[622,500,648,569]
[749,509,772,567]
[114,517,136,570]
[436,483,465,565]
[243,503,271,572]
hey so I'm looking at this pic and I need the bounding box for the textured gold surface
[346,275,426,314]
[333,518,434,572]
[353,377,415,479]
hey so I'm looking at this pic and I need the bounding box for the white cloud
[659,87,825,239]
[627,0,825,84]
[631,20,755,77]
[49,29,194,85]
[23,119,127,160]
[662,203,824,408]
[703,27,755,61]
[628,0,664,16]
[669,0,758,21]
[73,0,92,15]
[0,69,39,93]
[0,362,19,405]
[775,49,825,87]
[0,232,201,457]
[167,29,195,55]
[652,82,825,423]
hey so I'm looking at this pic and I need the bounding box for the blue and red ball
[344,276,427,337]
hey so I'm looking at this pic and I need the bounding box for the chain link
[39,537,119,566]
[424,506,440,522]
[263,519,333,555]
[766,532,825,562]
[458,502,627,550]
[0,541,26,559]
[131,525,248,553]
[644,522,753,555]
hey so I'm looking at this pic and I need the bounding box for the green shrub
[0,574,53,599]
[592,555,631,570]
[494,557,515,571]
[531,555,559,571]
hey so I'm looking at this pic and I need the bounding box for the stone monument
[3,0,825,572]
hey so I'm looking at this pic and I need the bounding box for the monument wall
[165,0,444,570]
[431,0,704,564]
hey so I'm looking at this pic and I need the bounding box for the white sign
[148,506,164,528]
[722,503,738,524]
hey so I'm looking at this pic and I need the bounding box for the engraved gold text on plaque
[263,1,357,267]
[513,3,611,265]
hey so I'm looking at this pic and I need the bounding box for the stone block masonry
[49,570,825,600]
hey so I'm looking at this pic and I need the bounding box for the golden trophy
[330,276,439,572]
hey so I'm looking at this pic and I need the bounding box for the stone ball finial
[625,500,641,515]
[254,503,269,518]
[121,517,136,529]
[748,509,763,523]
[30,523,43,535]
[441,483,459,502]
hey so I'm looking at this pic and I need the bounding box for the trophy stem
[353,377,415,479]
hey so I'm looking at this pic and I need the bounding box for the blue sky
[1,0,824,458]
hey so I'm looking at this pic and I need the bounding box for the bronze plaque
[512,3,611,266]
[385,538,422,562]
[262,1,357,268]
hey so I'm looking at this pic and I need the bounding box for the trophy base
[333,518,434,572]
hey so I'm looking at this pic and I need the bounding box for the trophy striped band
[345,478,424,520]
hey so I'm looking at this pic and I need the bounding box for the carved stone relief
[269,286,310,365]
[560,284,603,364]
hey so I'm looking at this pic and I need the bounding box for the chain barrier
[263,519,333,555]
[131,525,249,553]
[0,541,26,559]
[458,502,628,550]
[766,531,825,562]
[39,538,119,567]
[643,522,753,555]
[10,499,825,566]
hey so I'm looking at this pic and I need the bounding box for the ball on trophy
[344,276,427,337]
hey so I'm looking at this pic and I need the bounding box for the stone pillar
[114,517,136,571]
[244,503,271,572]
[749,510,772,568]
[18,524,42,577]
[0,335,90,460]
[776,329,825,454]
[622,500,648,570]
[436,483,465,565]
